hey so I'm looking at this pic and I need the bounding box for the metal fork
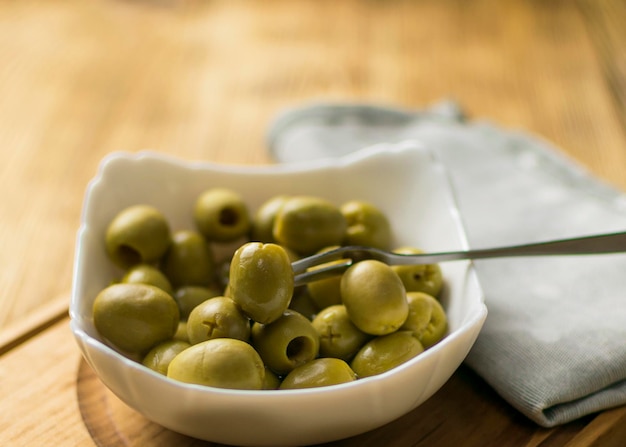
[292,230,626,286]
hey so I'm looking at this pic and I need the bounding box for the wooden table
[1,0,625,445]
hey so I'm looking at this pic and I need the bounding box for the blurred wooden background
[0,0,624,331]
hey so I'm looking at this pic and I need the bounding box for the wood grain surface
[74,358,589,447]
[1,0,625,445]
[1,311,625,447]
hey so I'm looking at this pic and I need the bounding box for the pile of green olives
[93,189,449,391]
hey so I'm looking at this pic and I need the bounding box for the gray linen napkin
[267,101,626,427]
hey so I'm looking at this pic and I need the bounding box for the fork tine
[291,246,353,274]
[290,245,393,285]
[293,259,353,286]
[291,246,390,274]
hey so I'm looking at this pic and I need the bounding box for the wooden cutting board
[1,295,625,446]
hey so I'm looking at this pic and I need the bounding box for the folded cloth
[267,101,626,427]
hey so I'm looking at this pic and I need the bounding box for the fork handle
[409,230,626,264]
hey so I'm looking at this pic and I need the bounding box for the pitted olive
[121,263,173,295]
[142,339,190,375]
[391,246,443,297]
[194,188,251,242]
[351,331,424,378]
[273,196,347,255]
[341,200,392,250]
[229,242,294,324]
[279,358,357,389]
[251,309,319,375]
[187,296,251,344]
[340,260,408,335]
[105,205,171,269]
[161,230,215,288]
[312,305,370,361]
[401,291,448,348]
[93,283,179,355]
[167,338,265,390]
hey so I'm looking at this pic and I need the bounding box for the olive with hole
[391,246,443,297]
[105,205,171,269]
[312,305,370,361]
[167,338,265,390]
[93,283,180,355]
[161,230,215,288]
[401,291,448,348]
[142,339,191,375]
[194,188,251,242]
[341,200,392,250]
[251,309,320,375]
[273,196,347,256]
[340,259,408,335]
[174,285,221,320]
[187,296,250,344]
[279,358,357,390]
[121,263,173,295]
[251,195,290,243]
[229,242,294,324]
[351,331,424,378]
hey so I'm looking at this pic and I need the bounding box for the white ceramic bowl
[70,142,487,446]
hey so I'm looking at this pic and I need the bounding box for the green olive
[142,339,191,375]
[174,285,221,320]
[281,245,302,263]
[215,259,232,291]
[262,366,282,390]
[340,260,408,335]
[229,242,294,324]
[223,282,232,298]
[279,358,357,390]
[305,246,343,310]
[105,205,171,269]
[273,196,347,256]
[288,289,319,321]
[121,264,173,295]
[161,230,215,288]
[401,292,448,348]
[167,338,265,390]
[251,309,319,375]
[186,296,250,344]
[194,188,251,242]
[305,271,342,310]
[312,305,370,361]
[222,244,299,294]
[93,283,180,354]
[350,331,424,378]
[391,247,443,297]
[251,195,290,243]
[173,321,190,343]
[340,200,392,250]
